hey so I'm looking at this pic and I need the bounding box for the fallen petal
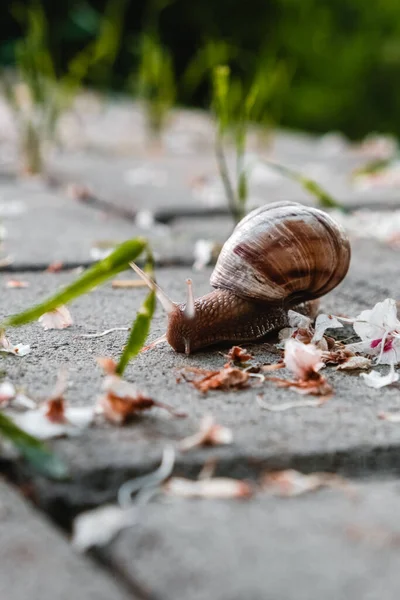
[225,346,253,363]
[72,505,136,552]
[179,415,233,452]
[360,365,399,388]
[5,280,29,288]
[0,333,30,356]
[336,356,372,370]
[164,477,252,499]
[0,381,16,404]
[38,306,73,330]
[378,411,400,422]
[312,314,343,343]
[262,469,349,497]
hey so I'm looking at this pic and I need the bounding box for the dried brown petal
[268,374,332,397]
[100,391,156,425]
[181,365,250,393]
[44,398,66,424]
[97,357,118,375]
[225,346,253,363]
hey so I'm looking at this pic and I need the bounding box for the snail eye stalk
[184,279,196,319]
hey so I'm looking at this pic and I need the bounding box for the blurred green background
[2,0,400,139]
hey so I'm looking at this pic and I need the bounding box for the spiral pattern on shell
[210,201,351,305]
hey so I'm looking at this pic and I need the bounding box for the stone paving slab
[48,147,400,221]
[0,176,209,268]
[1,239,400,510]
[104,479,400,600]
[0,478,135,600]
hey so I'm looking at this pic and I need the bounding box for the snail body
[133,201,351,354]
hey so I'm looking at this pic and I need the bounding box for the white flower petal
[284,339,324,379]
[0,381,16,403]
[38,306,73,330]
[9,405,93,439]
[376,342,400,365]
[360,365,399,389]
[312,313,343,343]
[353,299,400,342]
[0,334,31,356]
[287,310,312,329]
[72,505,136,552]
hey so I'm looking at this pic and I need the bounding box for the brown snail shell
[210,201,350,305]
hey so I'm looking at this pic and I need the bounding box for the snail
[131,201,351,354]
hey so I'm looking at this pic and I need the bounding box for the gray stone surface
[0,478,135,600]
[48,145,400,220]
[0,176,210,268]
[1,239,400,510]
[106,479,400,600]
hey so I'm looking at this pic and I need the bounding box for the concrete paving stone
[0,176,213,268]
[104,479,400,600]
[48,144,400,221]
[0,478,136,600]
[1,238,400,509]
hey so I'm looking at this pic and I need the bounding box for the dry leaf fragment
[5,279,29,289]
[179,415,233,452]
[38,305,73,330]
[262,469,349,497]
[181,365,250,393]
[163,477,252,499]
[225,346,253,363]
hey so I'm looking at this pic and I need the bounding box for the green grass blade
[116,290,156,375]
[0,412,68,479]
[261,159,346,211]
[352,157,394,177]
[4,238,147,327]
